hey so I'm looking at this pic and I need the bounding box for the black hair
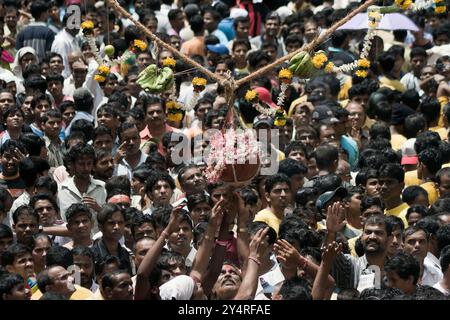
[385,251,420,285]
[131,213,156,240]
[437,224,450,253]
[405,205,429,223]
[313,144,339,170]
[403,114,427,139]
[66,143,95,164]
[70,119,94,142]
[144,171,175,194]
[418,148,442,175]
[360,196,385,213]
[132,165,154,184]
[429,198,450,216]
[105,176,131,196]
[439,245,450,273]
[0,224,13,240]
[248,221,277,245]
[65,203,92,224]
[94,255,120,277]
[239,187,259,206]
[101,269,130,292]
[189,14,204,34]
[313,174,342,194]
[415,131,441,154]
[355,168,378,187]
[71,246,94,261]
[278,158,307,177]
[419,97,441,125]
[415,216,440,237]
[12,205,39,225]
[402,186,428,206]
[186,192,212,212]
[378,163,404,183]
[46,246,73,269]
[264,173,291,193]
[278,277,312,300]
[29,192,59,214]
[97,204,124,226]
[369,122,391,141]
[93,125,113,142]
[364,214,392,236]
[0,272,24,299]
[0,244,31,267]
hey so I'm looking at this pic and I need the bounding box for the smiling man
[167,211,197,268]
[144,171,175,215]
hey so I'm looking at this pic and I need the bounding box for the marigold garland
[278,68,293,83]
[166,100,184,122]
[358,58,371,69]
[132,39,148,52]
[395,0,413,9]
[163,57,176,68]
[355,70,368,78]
[274,108,287,127]
[81,20,94,34]
[312,53,328,69]
[324,62,335,73]
[244,90,259,104]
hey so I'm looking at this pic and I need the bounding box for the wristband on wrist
[248,256,261,265]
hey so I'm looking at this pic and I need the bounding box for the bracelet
[215,240,228,247]
[248,256,261,265]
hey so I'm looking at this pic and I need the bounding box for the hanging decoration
[245,89,276,116]
[277,68,293,108]
[274,108,287,127]
[205,129,260,185]
[166,100,185,122]
[136,64,174,93]
[184,77,207,111]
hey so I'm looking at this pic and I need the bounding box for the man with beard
[327,210,393,291]
[250,12,285,58]
[379,163,409,227]
[403,225,443,287]
[211,262,242,299]
[93,149,114,182]
[176,164,207,203]
[101,269,134,300]
[58,143,106,229]
[254,174,293,235]
[63,203,93,250]
[12,206,39,247]
[72,246,97,293]
[115,122,147,180]
[140,97,179,147]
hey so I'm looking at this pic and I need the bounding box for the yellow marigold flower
[133,39,148,51]
[166,100,179,110]
[368,21,378,29]
[81,20,94,31]
[244,90,258,103]
[163,57,176,68]
[324,62,335,73]
[168,113,183,122]
[435,6,446,13]
[358,58,370,69]
[94,74,106,83]
[192,77,207,87]
[97,64,110,75]
[312,53,328,69]
[395,0,412,9]
[274,109,287,127]
[368,11,382,21]
[278,68,293,82]
[355,70,368,78]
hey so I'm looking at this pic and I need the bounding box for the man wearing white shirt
[114,122,147,180]
[65,88,95,137]
[434,245,450,296]
[50,21,81,79]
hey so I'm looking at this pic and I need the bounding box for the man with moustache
[403,225,443,287]
[327,210,393,291]
[211,262,242,299]
[36,265,76,299]
[93,149,114,182]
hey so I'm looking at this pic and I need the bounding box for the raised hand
[249,227,269,259]
[165,205,185,235]
[114,142,127,164]
[209,199,226,231]
[274,239,303,269]
[326,202,346,234]
[321,241,343,265]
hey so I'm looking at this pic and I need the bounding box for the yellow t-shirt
[253,208,282,235]
[348,235,359,257]
[385,202,409,227]
[405,170,423,187]
[420,181,439,206]
[391,133,407,151]
[379,76,406,93]
[31,284,93,300]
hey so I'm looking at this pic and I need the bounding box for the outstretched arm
[134,206,183,300]
[312,242,341,300]
[234,227,269,300]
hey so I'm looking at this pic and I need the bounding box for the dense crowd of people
[0,0,449,301]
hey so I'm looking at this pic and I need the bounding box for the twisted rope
[106,0,226,85]
[234,0,378,88]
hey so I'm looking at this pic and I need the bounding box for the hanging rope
[234,0,378,88]
[106,0,226,85]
